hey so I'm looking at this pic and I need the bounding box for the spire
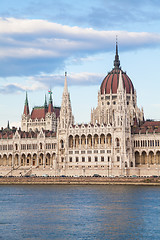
[64,72,68,93]
[44,94,47,108]
[114,36,120,68]
[59,72,74,128]
[25,92,28,105]
[118,70,124,91]
[7,120,10,130]
[23,92,30,115]
[48,90,53,113]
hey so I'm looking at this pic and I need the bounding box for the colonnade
[68,133,113,149]
[0,152,56,167]
[135,151,160,166]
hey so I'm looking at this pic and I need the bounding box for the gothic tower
[58,72,74,175]
[59,72,74,129]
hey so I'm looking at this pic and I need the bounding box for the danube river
[0,185,160,240]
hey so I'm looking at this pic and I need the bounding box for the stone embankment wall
[0,177,160,185]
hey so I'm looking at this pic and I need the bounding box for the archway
[8,154,12,166]
[14,154,19,166]
[135,151,140,167]
[100,134,105,146]
[148,151,154,165]
[21,154,26,166]
[33,153,37,166]
[2,154,7,166]
[106,134,112,147]
[46,153,51,166]
[75,135,80,148]
[27,154,31,166]
[156,151,160,165]
[141,151,147,165]
[81,134,86,148]
[87,134,92,148]
[93,134,98,147]
[69,135,73,148]
[39,153,43,166]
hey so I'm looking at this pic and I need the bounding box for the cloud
[0,72,104,94]
[87,0,160,29]
[0,18,160,79]
[31,72,104,86]
[1,0,160,30]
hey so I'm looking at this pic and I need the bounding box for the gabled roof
[31,107,47,120]
[132,120,160,135]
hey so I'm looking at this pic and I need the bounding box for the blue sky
[0,0,160,127]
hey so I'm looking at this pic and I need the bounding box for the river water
[0,185,160,240]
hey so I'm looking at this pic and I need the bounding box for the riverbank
[0,176,160,185]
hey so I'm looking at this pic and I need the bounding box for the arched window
[60,140,64,149]
[69,135,73,148]
[116,138,120,147]
[101,156,104,162]
[15,144,18,151]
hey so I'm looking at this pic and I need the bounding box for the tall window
[101,156,104,162]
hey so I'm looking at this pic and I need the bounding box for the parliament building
[0,43,160,177]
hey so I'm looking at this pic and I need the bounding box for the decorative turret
[44,94,48,109]
[48,90,54,113]
[59,72,74,129]
[23,92,30,115]
[7,120,10,130]
[117,70,124,93]
[114,39,120,68]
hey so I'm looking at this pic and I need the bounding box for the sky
[1,0,160,127]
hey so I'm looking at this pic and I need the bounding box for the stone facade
[0,44,160,177]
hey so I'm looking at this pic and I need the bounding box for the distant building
[0,43,160,177]
[21,92,60,132]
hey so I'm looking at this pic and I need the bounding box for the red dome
[100,42,134,95]
[100,68,134,94]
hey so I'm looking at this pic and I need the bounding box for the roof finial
[44,94,47,108]
[7,120,10,130]
[48,89,53,104]
[64,71,68,93]
[114,36,120,68]
[25,92,28,105]
[23,91,30,115]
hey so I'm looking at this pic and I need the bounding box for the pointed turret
[23,92,30,115]
[48,90,53,113]
[44,94,48,109]
[64,72,68,93]
[59,72,74,128]
[117,70,124,92]
[114,38,120,68]
[7,120,10,130]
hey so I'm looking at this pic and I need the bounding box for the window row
[134,140,160,148]
[0,145,13,151]
[62,156,111,163]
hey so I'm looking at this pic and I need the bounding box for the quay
[0,176,160,185]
